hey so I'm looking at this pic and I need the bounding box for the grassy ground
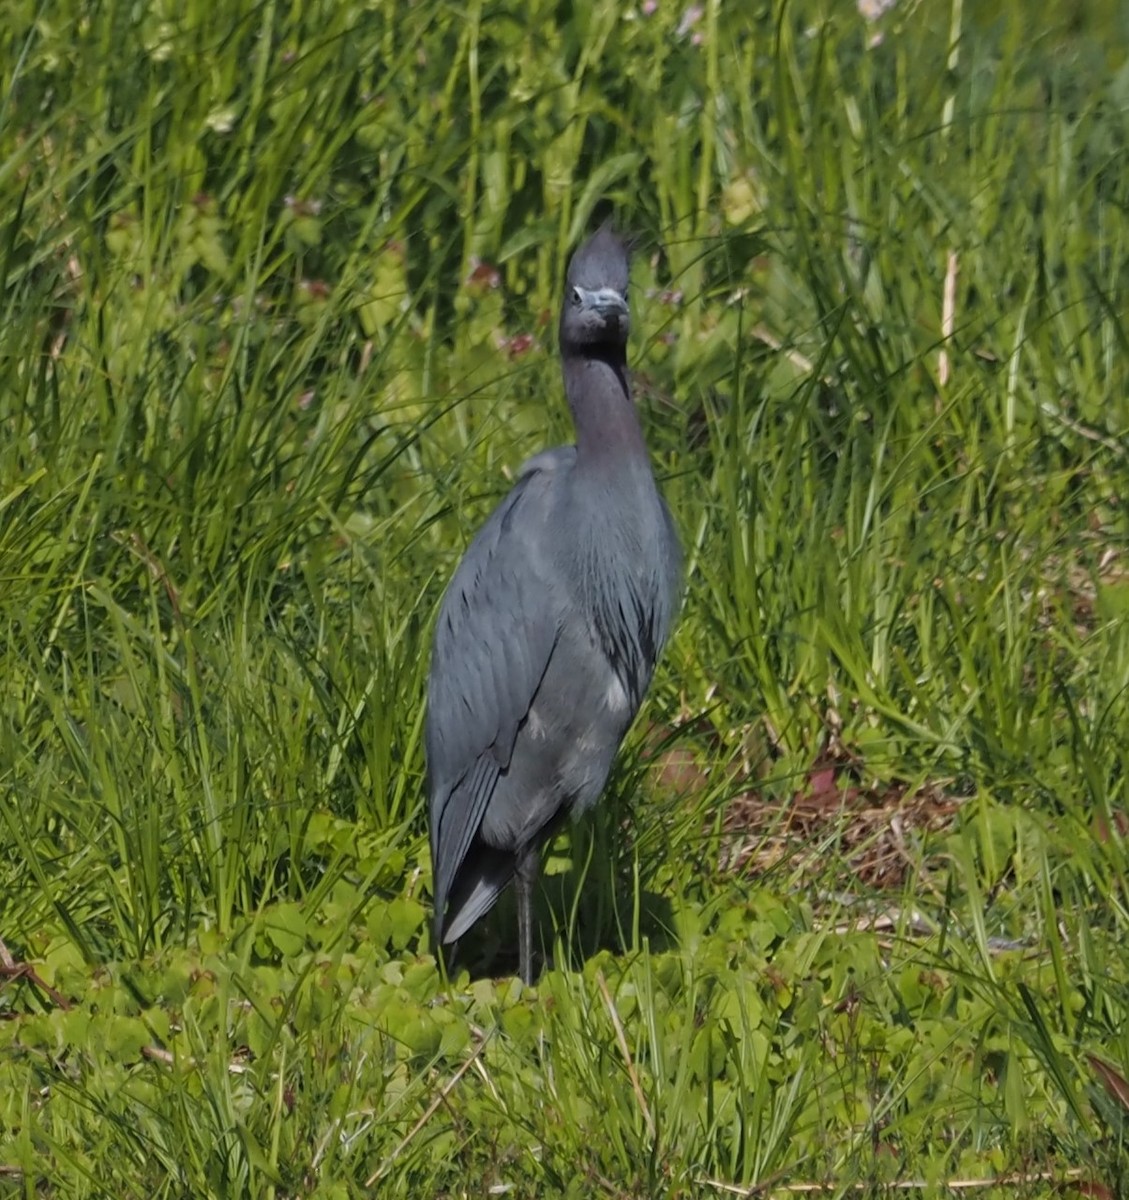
[2,0,1128,1195]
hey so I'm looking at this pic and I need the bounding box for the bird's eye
[571,286,584,308]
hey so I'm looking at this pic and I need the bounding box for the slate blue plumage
[426,227,682,984]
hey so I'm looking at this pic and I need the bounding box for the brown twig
[939,249,958,387]
[365,1031,492,1187]
[0,936,73,1011]
[697,1165,1088,1196]
[596,968,655,1142]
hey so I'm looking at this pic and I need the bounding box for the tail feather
[437,843,515,944]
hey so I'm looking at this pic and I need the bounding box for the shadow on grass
[441,868,676,983]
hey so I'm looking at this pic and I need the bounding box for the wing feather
[431,754,499,928]
[426,448,575,936]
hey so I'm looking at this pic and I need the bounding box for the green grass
[2,0,1128,1195]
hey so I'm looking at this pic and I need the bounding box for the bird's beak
[576,286,629,320]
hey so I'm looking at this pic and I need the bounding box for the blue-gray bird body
[426,227,681,983]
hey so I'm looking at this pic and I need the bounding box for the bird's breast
[603,672,632,715]
[550,472,677,708]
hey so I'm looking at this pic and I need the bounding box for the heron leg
[515,846,539,985]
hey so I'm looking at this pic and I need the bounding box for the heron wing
[426,447,575,934]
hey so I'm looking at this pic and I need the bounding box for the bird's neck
[562,350,649,470]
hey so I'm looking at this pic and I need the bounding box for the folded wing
[426,448,575,939]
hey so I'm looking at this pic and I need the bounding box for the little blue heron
[426,226,682,984]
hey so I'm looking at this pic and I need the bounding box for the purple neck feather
[562,350,648,469]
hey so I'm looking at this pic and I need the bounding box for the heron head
[560,226,630,351]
